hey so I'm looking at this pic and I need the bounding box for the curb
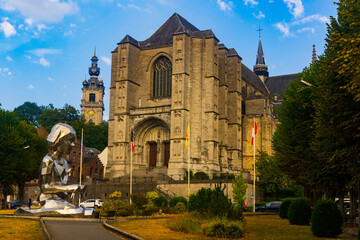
[102,220,144,240]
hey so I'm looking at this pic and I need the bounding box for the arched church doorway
[133,117,170,169]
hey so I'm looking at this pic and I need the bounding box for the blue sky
[0,0,337,120]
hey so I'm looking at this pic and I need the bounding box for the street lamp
[300,78,316,88]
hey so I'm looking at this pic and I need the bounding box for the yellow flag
[185,124,189,149]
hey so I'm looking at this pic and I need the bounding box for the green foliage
[146,191,159,202]
[227,205,243,221]
[287,198,311,225]
[188,184,231,218]
[169,196,187,208]
[0,109,47,204]
[193,171,209,180]
[174,202,187,214]
[279,198,295,219]
[311,200,343,237]
[166,213,202,234]
[232,174,247,204]
[13,102,42,126]
[130,194,148,209]
[256,151,286,198]
[153,194,168,207]
[203,218,244,239]
[100,200,136,217]
[212,173,235,180]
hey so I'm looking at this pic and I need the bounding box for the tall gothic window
[153,56,172,97]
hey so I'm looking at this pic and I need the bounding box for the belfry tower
[253,25,268,82]
[80,48,105,124]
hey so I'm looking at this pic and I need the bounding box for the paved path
[44,218,123,240]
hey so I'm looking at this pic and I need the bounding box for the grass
[0,218,43,240]
[109,214,356,240]
[243,214,354,240]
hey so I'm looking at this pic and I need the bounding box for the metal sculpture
[15,123,91,217]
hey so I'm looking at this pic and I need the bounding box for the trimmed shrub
[174,202,187,214]
[188,194,200,212]
[153,194,168,207]
[287,198,311,225]
[117,203,136,216]
[130,194,148,209]
[311,200,342,237]
[169,196,188,208]
[279,198,295,219]
[203,219,244,238]
[194,171,210,180]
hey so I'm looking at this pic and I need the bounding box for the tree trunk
[3,194,8,209]
[349,189,357,222]
[18,182,25,207]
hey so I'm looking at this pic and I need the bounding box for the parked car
[80,199,103,208]
[11,200,19,209]
[255,201,282,212]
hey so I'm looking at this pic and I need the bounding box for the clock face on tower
[88,109,95,116]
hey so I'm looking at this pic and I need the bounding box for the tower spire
[94,46,96,56]
[253,25,268,82]
[312,44,317,64]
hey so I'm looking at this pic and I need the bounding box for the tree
[272,63,320,200]
[232,173,247,203]
[13,102,42,126]
[256,151,286,198]
[0,109,47,206]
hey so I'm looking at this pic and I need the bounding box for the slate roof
[265,73,299,99]
[83,147,101,163]
[118,13,219,48]
[241,63,270,96]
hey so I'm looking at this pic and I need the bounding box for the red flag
[251,120,257,146]
[131,132,134,152]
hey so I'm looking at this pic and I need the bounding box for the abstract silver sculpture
[15,123,92,217]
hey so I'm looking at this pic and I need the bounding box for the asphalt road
[44,219,123,240]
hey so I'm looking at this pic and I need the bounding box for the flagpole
[187,122,190,196]
[130,132,133,204]
[79,128,83,206]
[253,118,256,212]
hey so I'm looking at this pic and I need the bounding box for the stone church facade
[105,13,297,179]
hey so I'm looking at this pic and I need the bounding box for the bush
[130,194,148,209]
[169,196,187,208]
[194,172,210,180]
[228,205,243,221]
[174,202,187,214]
[208,184,231,217]
[109,191,122,199]
[166,214,202,234]
[287,198,311,225]
[153,195,168,207]
[311,200,343,237]
[203,218,244,239]
[279,198,295,219]
[117,203,136,216]
[146,191,159,202]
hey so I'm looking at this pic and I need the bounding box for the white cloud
[70,23,76,28]
[25,55,31,59]
[292,14,330,25]
[2,67,9,72]
[101,56,111,66]
[18,23,23,29]
[157,0,171,5]
[274,22,291,37]
[25,18,33,27]
[28,48,61,57]
[48,77,53,81]
[217,0,233,11]
[253,10,265,19]
[297,27,315,33]
[127,4,151,13]
[283,0,304,19]
[0,18,16,37]
[39,57,50,67]
[244,0,258,6]
[117,3,122,7]
[7,71,11,75]
[64,30,73,36]
[6,55,13,61]
[0,0,79,23]
[37,23,48,31]
[28,84,34,89]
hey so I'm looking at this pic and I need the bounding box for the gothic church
[105,13,297,179]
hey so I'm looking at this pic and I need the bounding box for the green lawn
[109,214,356,240]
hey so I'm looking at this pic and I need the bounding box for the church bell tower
[253,25,269,82]
[80,47,105,124]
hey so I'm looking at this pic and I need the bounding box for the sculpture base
[14,199,95,218]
